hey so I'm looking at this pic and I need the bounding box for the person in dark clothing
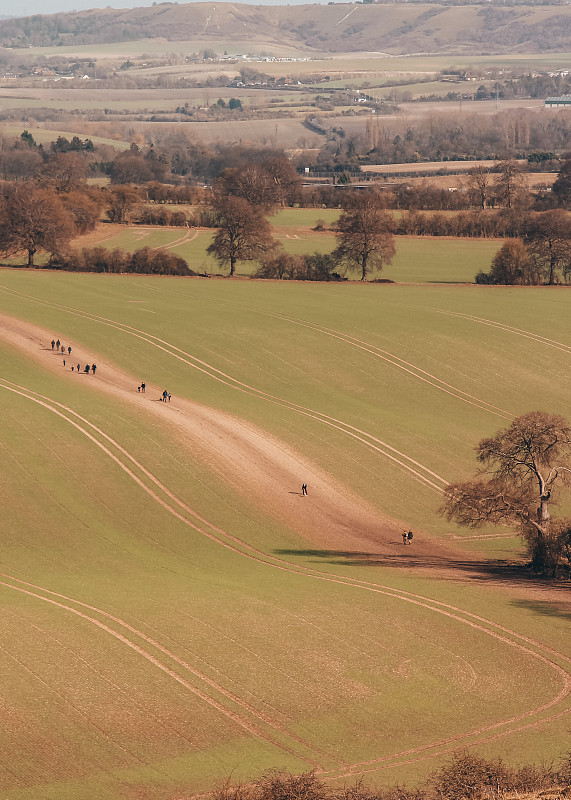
[85,364,90,374]
[162,389,168,402]
[141,382,146,393]
[51,340,55,350]
[91,364,96,375]
[56,339,60,349]
[407,530,413,545]
[77,363,81,372]
[302,483,308,496]
[68,346,72,356]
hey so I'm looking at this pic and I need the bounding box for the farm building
[545,95,571,107]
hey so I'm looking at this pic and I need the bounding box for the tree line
[0,128,569,283]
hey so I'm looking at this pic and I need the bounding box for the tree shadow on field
[274,547,493,572]
[511,598,571,623]
[273,548,570,588]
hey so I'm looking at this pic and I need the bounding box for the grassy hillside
[0,271,570,798]
[1,2,570,55]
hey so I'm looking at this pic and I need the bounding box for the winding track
[0,284,447,492]
[0,375,570,781]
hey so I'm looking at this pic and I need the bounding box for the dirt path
[0,312,440,561]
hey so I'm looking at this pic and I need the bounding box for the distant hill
[1,2,570,55]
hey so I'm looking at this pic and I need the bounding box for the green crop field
[66,217,502,282]
[0,268,569,800]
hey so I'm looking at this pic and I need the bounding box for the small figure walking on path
[168,393,171,403]
[162,389,168,402]
[407,530,413,545]
[85,364,90,374]
[51,339,55,350]
[301,483,308,496]
[68,346,72,356]
[63,359,66,366]
[77,363,81,372]
[138,385,141,392]
[61,346,65,354]
[91,364,97,375]
[402,531,408,546]
[71,366,74,372]
[141,382,146,393]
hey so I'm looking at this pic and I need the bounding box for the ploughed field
[0,269,570,800]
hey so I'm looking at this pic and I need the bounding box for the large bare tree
[493,159,525,209]
[0,183,75,266]
[207,194,275,277]
[524,210,571,285]
[441,412,571,575]
[334,191,395,281]
[467,165,491,210]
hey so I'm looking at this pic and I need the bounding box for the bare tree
[524,210,571,285]
[467,165,491,210]
[207,194,275,276]
[37,152,88,193]
[552,152,571,208]
[0,183,75,266]
[334,191,395,281]
[441,412,571,575]
[104,185,141,224]
[493,159,525,209]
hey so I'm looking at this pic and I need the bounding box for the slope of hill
[1,2,570,55]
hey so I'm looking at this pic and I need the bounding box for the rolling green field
[67,213,503,282]
[0,269,570,800]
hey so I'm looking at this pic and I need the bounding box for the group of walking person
[136,383,171,403]
[402,530,414,545]
[51,339,71,358]
[51,337,96,375]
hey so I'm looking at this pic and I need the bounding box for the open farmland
[70,214,503,282]
[0,268,569,799]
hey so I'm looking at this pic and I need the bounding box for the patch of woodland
[316,111,571,174]
[213,751,571,800]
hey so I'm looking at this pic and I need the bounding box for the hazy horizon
[2,0,329,16]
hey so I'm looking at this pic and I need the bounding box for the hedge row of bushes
[213,751,571,800]
[51,246,195,275]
